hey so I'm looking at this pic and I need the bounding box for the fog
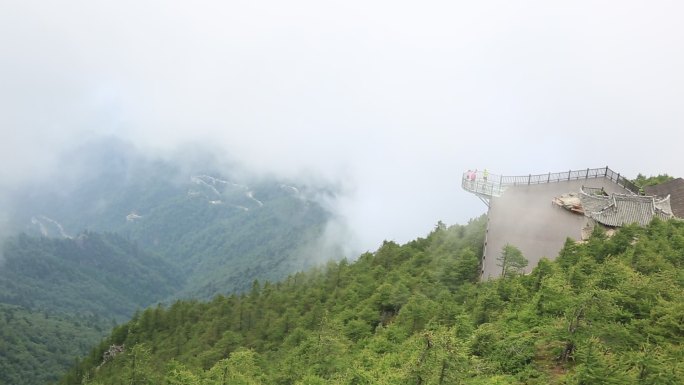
[1,0,683,252]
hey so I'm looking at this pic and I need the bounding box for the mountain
[0,304,103,385]
[0,138,344,384]
[6,138,339,296]
[122,174,332,298]
[0,232,180,385]
[0,232,179,319]
[60,217,684,384]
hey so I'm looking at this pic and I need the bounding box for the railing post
[547,172,550,183]
[586,168,589,179]
[528,174,531,185]
[605,166,608,177]
[568,170,571,181]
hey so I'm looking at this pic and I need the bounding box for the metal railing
[462,166,640,198]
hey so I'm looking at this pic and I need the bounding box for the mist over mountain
[0,232,178,385]
[0,137,357,384]
[60,218,684,385]
[4,137,351,293]
[0,232,178,319]
[2,1,683,384]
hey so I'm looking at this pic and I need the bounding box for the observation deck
[462,166,639,206]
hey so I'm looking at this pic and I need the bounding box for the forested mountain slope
[0,304,104,385]
[0,140,340,384]
[62,217,684,384]
[7,139,337,297]
[0,233,180,319]
[0,233,180,385]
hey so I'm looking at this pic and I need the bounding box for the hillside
[61,217,684,384]
[0,140,341,384]
[7,139,337,297]
[0,304,104,385]
[0,233,180,319]
[0,233,180,385]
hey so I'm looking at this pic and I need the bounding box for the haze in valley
[1,0,683,253]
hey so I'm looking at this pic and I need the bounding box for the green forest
[3,153,682,385]
[0,304,103,385]
[9,141,335,298]
[0,233,179,319]
[0,142,337,384]
[0,233,181,385]
[61,217,684,384]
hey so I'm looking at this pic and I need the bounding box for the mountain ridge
[60,217,684,384]
[0,139,348,385]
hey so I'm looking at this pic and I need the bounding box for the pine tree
[496,244,528,278]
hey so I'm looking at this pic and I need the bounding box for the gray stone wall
[481,177,631,280]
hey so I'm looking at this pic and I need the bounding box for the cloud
[1,0,683,251]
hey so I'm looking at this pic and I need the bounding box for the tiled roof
[645,178,684,218]
[579,188,673,227]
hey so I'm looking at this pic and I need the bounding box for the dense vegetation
[62,217,684,384]
[132,184,331,299]
[1,140,339,384]
[0,233,180,385]
[9,140,335,297]
[5,150,681,385]
[634,173,675,189]
[0,233,179,319]
[0,304,103,385]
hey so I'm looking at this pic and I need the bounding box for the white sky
[1,0,683,251]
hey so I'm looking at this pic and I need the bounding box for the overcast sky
[1,1,683,251]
